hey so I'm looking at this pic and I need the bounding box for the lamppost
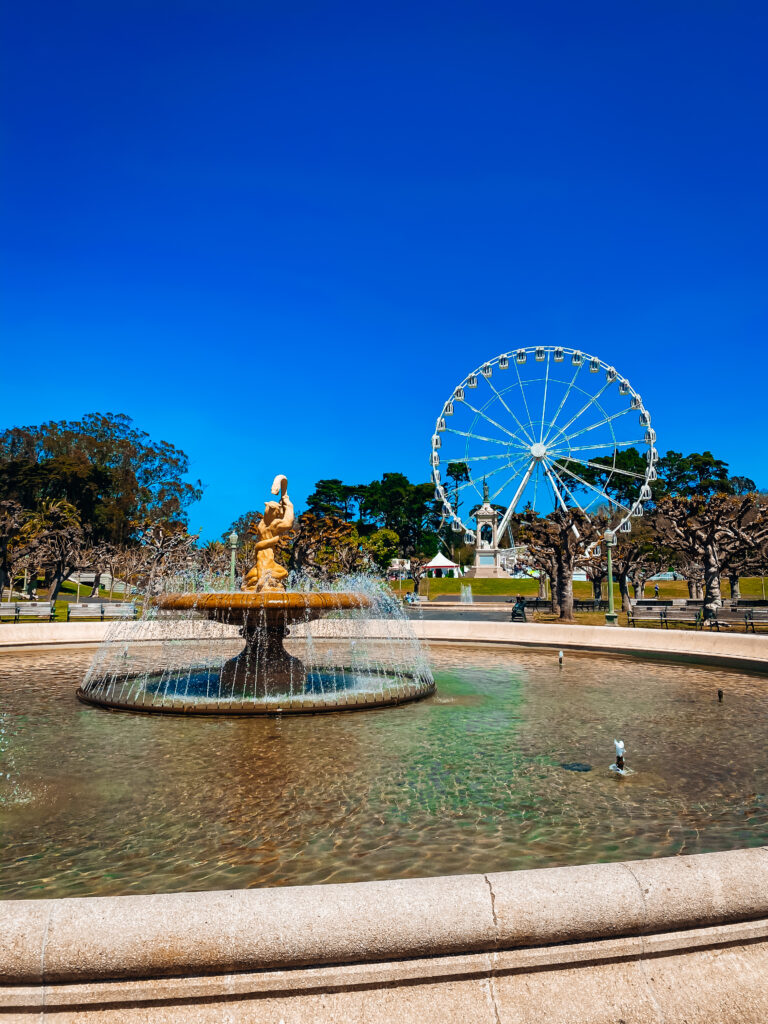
[604,530,618,626]
[229,531,238,592]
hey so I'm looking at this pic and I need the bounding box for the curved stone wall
[2,622,768,1020]
[2,849,768,1020]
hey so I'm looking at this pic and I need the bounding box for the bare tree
[516,510,601,621]
[656,494,768,611]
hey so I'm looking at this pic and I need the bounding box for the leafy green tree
[0,413,202,544]
[559,447,648,506]
[656,450,732,498]
[362,528,400,571]
[361,473,439,557]
[445,461,470,517]
[21,498,85,600]
[306,479,366,522]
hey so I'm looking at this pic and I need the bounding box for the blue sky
[2,1,767,538]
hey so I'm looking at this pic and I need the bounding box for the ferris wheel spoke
[513,359,537,440]
[544,460,586,514]
[542,362,584,444]
[550,459,631,515]
[542,462,571,514]
[564,438,645,453]
[483,377,536,444]
[531,462,540,514]
[496,459,537,535]
[545,379,614,447]
[454,460,520,493]
[539,351,551,443]
[556,454,646,479]
[452,452,515,463]
[555,406,632,444]
[444,428,511,447]
[460,398,524,442]
[490,467,526,502]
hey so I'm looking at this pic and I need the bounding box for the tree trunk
[631,573,645,599]
[556,559,574,621]
[48,562,73,603]
[618,572,632,612]
[703,542,723,610]
[728,574,741,600]
[592,575,603,601]
[89,571,102,598]
[537,573,547,600]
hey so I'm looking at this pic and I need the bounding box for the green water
[1,645,766,898]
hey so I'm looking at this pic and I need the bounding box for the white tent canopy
[423,552,460,570]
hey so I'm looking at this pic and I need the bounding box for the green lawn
[389,575,768,602]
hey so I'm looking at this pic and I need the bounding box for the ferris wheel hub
[530,442,547,460]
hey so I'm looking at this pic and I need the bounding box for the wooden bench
[746,609,768,633]
[0,602,19,622]
[67,602,137,621]
[627,608,665,628]
[15,602,55,622]
[574,599,608,612]
[661,608,704,630]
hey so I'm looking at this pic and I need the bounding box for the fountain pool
[2,644,767,899]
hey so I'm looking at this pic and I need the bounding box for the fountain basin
[76,588,435,715]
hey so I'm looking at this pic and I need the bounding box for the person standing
[654,583,660,599]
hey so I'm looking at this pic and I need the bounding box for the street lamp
[604,530,618,626]
[229,531,238,592]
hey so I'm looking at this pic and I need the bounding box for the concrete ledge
[3,620,768,676]
[2,850,768,1021]
[410,619,768,672]
[0,621,110,648]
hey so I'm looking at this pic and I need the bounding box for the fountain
[77,475,435,715]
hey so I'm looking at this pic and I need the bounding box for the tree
[0,500,30,598]
[305,479,366,522]
[514,509,601,621]
[131,516,199,595]
[655,493,768,609]
[288,512,365,578]
[362,528,400,571]
[655,450,732,499]
[0,413,202,544]
[362,473,439,557]
[21,499,85,601]
[560,447,648,507]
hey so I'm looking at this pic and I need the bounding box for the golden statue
[241,475,295,592]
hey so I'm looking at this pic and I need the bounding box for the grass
[406,576,768,602]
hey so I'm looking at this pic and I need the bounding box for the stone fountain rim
[153,590,373,612]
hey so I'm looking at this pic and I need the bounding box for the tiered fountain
[77,475,434,715]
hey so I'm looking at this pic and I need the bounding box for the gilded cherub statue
[241,475,295,592]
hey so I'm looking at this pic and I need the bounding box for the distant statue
[483,477,489,504]
[241,475,295,592]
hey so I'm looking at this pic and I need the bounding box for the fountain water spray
[78,475,434,716]
[610,739,627,775]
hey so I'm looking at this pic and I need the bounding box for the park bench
[745,609,768,633]
[703,607,762,632]
[574,599,608,612]
[627,608,665,628]
[661,608,704,630]
[0,602,19,622]
[67,602,137,621]
[15,602,55,622]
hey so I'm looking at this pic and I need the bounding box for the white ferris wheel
[431,347,657,544]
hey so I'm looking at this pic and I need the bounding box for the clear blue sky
[2,1,767,538]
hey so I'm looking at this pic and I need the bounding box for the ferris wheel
[431,347,657,542]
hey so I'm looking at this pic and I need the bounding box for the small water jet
[77,475,434,716]
[610,739,629,775]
